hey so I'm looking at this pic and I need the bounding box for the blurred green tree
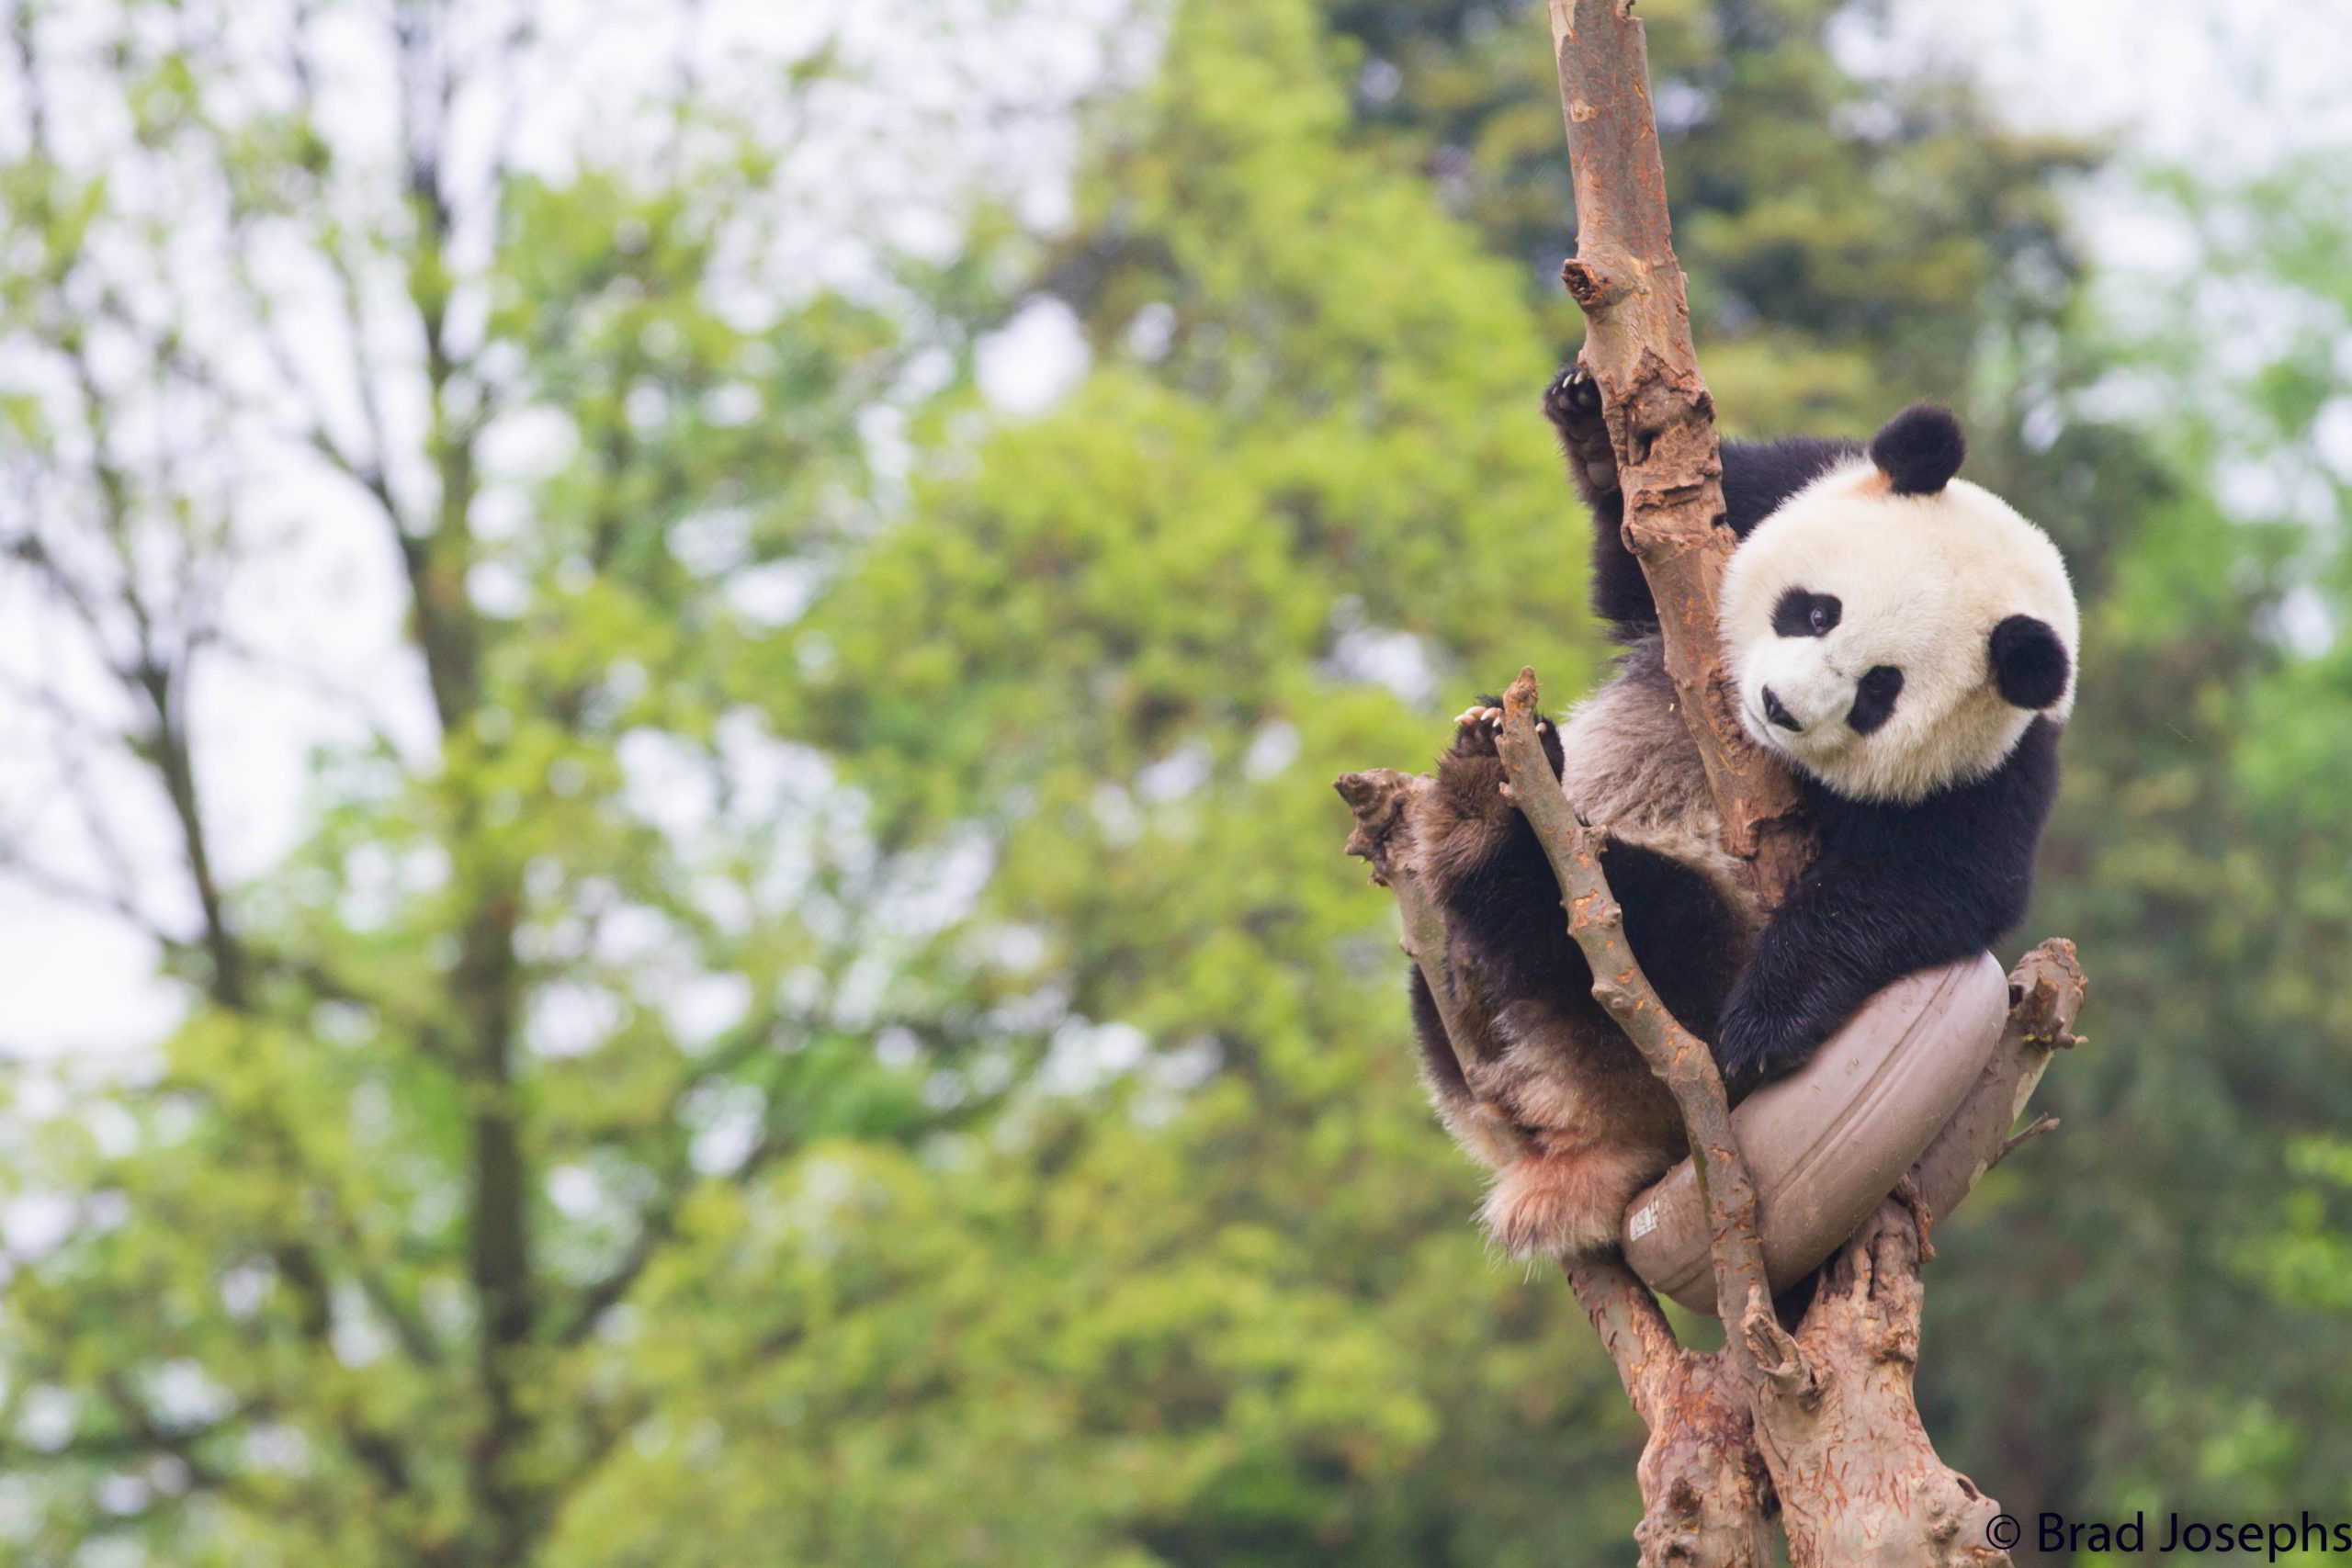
[1310,0,2352,1548]
[0,3,1030,1563]
[1319,0,2095,431]
[1924,150,2352,1534]
[9,0,2350,1562]
[733,0,2189,1562]
[639,0,1647,1557]
[0,0,1637,1559]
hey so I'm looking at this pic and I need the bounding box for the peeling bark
[1545,0,1811,903]
[1332,6,2093,1562]
[1564,1254,1775,1568]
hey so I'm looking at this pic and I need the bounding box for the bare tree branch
[1493,672,1792,1354]
[1536,5,2068,1557]
[1561,1254,1775,1567]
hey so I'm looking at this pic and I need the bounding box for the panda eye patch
[1846,665,1905,735]
[1771,589,1842,638]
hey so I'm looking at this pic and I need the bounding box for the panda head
[1719,405,2078,805]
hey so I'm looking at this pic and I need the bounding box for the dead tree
[1334,4,2088,1562]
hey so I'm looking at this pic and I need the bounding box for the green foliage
[756,2,1652,1559]
[1932,152,2352,1523]
[1323,0,2097,428]
[9,0,2352,1564]
[0,5,1004,1563]
[0,0,1642,1562]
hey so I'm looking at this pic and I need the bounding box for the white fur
[1554,639,1752,908]
[1719,461,2079,804]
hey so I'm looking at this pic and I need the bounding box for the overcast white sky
[0,0,2344,1066]
[1867,0,2352,165]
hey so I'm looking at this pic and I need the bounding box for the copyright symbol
[1985,1514,2021,1550]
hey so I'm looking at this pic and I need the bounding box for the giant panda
[1408,370,2077,1258]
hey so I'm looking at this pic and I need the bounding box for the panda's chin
[1741,706,1894,797]
[1762,733,1852,784]
[1775,714,2027,806]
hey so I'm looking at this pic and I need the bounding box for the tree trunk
[1335,6,2092,1561]
[1545,0,1810,904]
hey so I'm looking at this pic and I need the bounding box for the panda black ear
[1990,615,2069,709]
[1870,404,1966,496]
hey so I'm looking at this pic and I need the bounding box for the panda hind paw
[1453,703,1505,732]
[1444,701,1559,776]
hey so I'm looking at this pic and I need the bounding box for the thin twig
[1491,671,1797,1380]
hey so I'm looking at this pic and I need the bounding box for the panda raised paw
[1442,697,1563,779]
[1543,366,1619,498]
[1542,365,1604,429]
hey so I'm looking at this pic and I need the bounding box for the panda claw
[1541,370,1573,426]
[1543,365,1604,424]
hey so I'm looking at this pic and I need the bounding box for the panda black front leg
[1709,969,1847,1088]
[1709,868,1914,1084]
[1706,848,2011,1086]
[1544,364,1664,633]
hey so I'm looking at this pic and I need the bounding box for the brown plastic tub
[1620,954,2009,1315]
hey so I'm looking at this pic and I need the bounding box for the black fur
[1418,705,2058,1097]
[1411,706,1747,1123]
[1711,717,2061,1082]
[1477,372,2062,1091]
[1406,375,2065,1255]
[1421,707,1580,1037]
[1868,403,1966,496]
[1990,614,2071,710]
[1771,589,1841,638]
[1409,967,1470,1100]
[1544,367,1857,635]
[1844,665,1904,736]
[1722,438,1864,550]
[1604,838,1754,1041]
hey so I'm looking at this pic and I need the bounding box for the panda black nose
[1761,687,1802,732]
